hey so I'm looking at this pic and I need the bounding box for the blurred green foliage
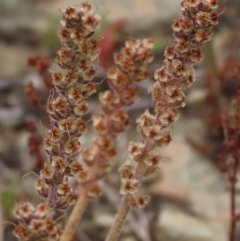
[42,14,60,50]
[153,36,167,52]
[2,189,18,216]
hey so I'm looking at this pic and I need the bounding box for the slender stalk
[105,196,130,241]
[105,162,146,241]
[229,157,238,241]
[0,183,3,241]
[229,87,240,241]
[60,189,88,241]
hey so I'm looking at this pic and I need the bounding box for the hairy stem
[105,162,146,241]
[105,196,130,241]
[60,188,88,241]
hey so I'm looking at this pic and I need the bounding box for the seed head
[52,156,67,172]
[57,182,72,195]
[120,178,139,195]
[119,161,134,179]
[88,183,102,198]
[74,100,89,116]
[69,161,84,175]
[64,138,81,154]
[129,194,150,209]
[40,164,55,179]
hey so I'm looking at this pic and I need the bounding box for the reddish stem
[229,157,238,241]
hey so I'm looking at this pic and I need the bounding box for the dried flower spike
[106,1,219,241]
[14,2,101,241]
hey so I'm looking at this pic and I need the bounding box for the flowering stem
[229,157,238,241]
[105,196,130,241]
[134,161,147,180]
[60,188,88,241]
[105,162,146,241]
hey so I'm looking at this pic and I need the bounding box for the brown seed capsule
[154,67,168,82]
[175,39,190,53]
[69,161,84,175]
[58,28,71,43]
[43,138,53,151]
[120,86,139,105]
[74,100,89,116]
[13,225,30,239]
[195,29,213,43]
[83,65,96,80]
[75,118,87,134]
[54,96,68,112]
[93,114,107,134]
[36,203,50,217]
[114,52,125,65]
[48,127,62,142]
[77,169,90,183]
[40,163,55,179]
[35,178,46,191]
[119,161,134,179]
[64,138,81,154]
[209,12,218,25]
[52,71,64,86]
[52,156,67,172]
[58,117,75,132]
[47,101,55,114]
[120,178,139,195]
[100,90,120,113]
[207,0,218,9]
[129,193,150,209]
[60,5,77,19]
[142,38,154,49]
[111,109,130,132]
[144,150,163,166]
[82,143,98,165]
[63,70,78,87]
[57,182,72,195]
[186,0,200,7]
[65,193,76,205]
[14,202,35,218]
[29,219,45,233]
[125,38,141,49]
[88,183,102,198]
[68,86,83,101]
[82,12,101,31]
[97,135,114,150]
[180,17,194,32]
[189,48,204,63]
[160,108,180,126]
[155,130,172,147]
[149,81,165,101]
[196,11,211,26]
[82,82,96,96]
[79,2,92,13]
[172,19,182,32]
[164,44,176,59]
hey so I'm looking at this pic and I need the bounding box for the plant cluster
[12,1,225,241]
